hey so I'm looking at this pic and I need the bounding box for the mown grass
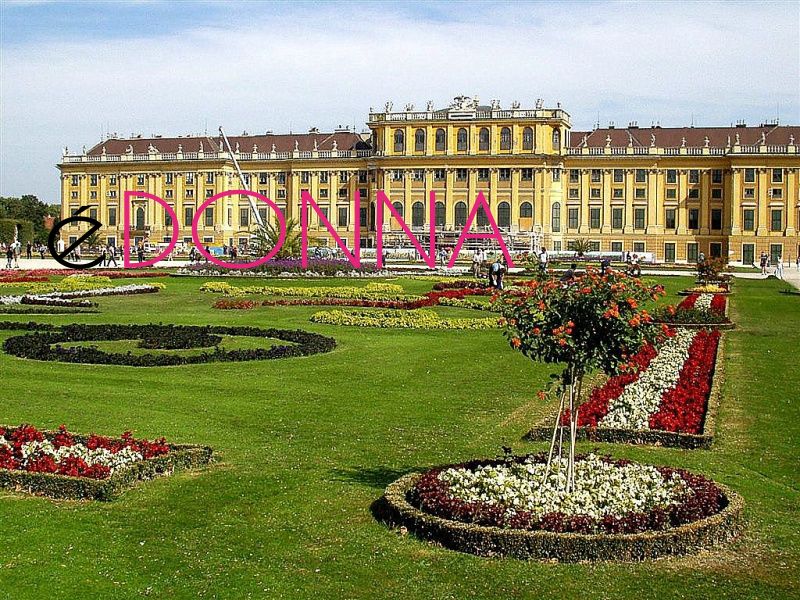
[0,274,797,599]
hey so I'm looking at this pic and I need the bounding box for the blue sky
[1,0,799,203]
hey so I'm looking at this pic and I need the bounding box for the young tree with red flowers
[497,268,666,490]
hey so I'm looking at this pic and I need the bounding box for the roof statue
[790,134,795,145]
[178,144,183,152]
[294,140,299,151]
[313,139,318,151]
[253,144,258,153]
[332,140,338,150]
[101,146,106,155]
[426,100,434,111]
[404,103,415,111]
[235,142,240,153]
[681,137,686,147]
[650,133,656,147]
[199,141,203,152]
[760,132,766,144]
[271,143,276,152]
[704,136,710,147]
[450,95,477,110]
[511,100,520,109]
[582,134,589,147]
[384,101,393,112]
[490,99,500,110]
[605,134,612,146]
[148,143,157,153]
[126,144,134,154]
[735,133,740,145]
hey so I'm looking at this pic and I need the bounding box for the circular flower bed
[1,323,335,366]
[382,453,743,561]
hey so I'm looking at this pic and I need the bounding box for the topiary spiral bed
[0,322,336,366]
[0,424,212,501]
[380,453,743,562]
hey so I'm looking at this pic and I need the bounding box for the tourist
[760,251,768,276]
[26,241,32,260]
[631,253,642,277]
[5,245,12,269]
[698,251,705,265]
[775,255,784,279]
[490,257,506,290]
[137,243,145,263]
[38,244,46,259]
[107,244,118,267]
[561,263,577,282]
[472,249,482,278]
[13,241,21,268]
[600,256,611,276]
[796,255,800,270]
[539,247,549,276]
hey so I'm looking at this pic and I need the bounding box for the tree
[498,269,665,491]
[252,216,302,259]
[0,195,59,241]
[569,238,592,258]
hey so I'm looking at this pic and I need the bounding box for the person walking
[5,245,13,269]
[539,247,549,276]
[489,257,505,290]
[760,251,768,276]
[108,244,118,267]
[472,249,482,278]
[12,241,21,268]
[775,255,784,279]
[600,256,611,276]
[137,243,145,263]
[26,241,32,260]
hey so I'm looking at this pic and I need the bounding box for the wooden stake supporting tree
[498,268,666,491]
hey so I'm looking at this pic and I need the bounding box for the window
[137,175,145,186]
[277,189,286,199]
[687,243,698,263]
[521,168,532,181]
[665,208,676,229]
[392,202,404,218]
[206,172,214,184]
[184,206,194,227]
[770,244,783,265]
[613,188,623,199]
[435,128,446,151]
[666,169,677,184]
[611,241,623,253]
[743,209,755,231]
[392,170,404,182]
[165,173,173,184]
[744,168,755,183]
[712,169,723,184]
[108,190,117,199]
[320,189,329,199]
[454,202,467,227]
[240,208,250,226]
[551,203,561,232]
[457,128,468,151]
[300,171,310,184]
[108,206,117,226]
[164,189,173,199]
[689,209,699,230]
[569,188,580,199]
[552,169,561,182]
[497,202,511,228]
[568,207,579,229]
[259,173,268,185]
[71,175,79,185]
[552,129,561,150]
[412,202,425,228]
[393,129,405,153]
[688,170,700,184]
[711,188,723,199]
[476,206,489,228]
[320,171,329,184]
[711,208,723,230]
[185,189,194,198]
[553,241,562,252]
[522,127,533,150]
[634,208,646,229]
[664,242,676,263]
[479,128,490,151]
[771,188,783,199]
[412,169,424,182]
[590,188,601,199]
[258,207,267,224]
[771,209,782,232]
[499,168,510,181]
[591,169,601,183]
[710,242,722,258]
[433,169,445,182]
[435,202,446,227]
[109,175,117,185]
[569,169,580,184]
[500,127,511,150]
[70,191,78,199]
[205,189,213,198]
[186,173,194,184]
[635,188,646,199]
[360,206,367,226]
[520,202,533,218]
[338,188,348,199]
[227,207,233,227]
[204,207,214,226]
[338,206,348,228]
[134,207,144,229]
[613,169,624,183]
[743,188,755,199]
[635,169,647,183]
[89,174,98,186]
[477,168,489,181]
[742,244,755,265]
[277,172,286,184]
[688,188,699,199]
[633,242,645,253]
[590,207,601,229]
[455,168,468,182]
[339,171,350,183]
[414,129,426,152]
[612,208,624,229]
[666,188,677,199]
[588,241,600,252]
[772,168,783,183]
[90,191,97,199]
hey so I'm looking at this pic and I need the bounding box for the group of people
[3,241,50,268]
[759,251,799,279]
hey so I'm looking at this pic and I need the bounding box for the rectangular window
[240,208,250,226]
[89,208,97,220]
[320,172,329,184]
[259,173,268,185]
[164,210,172,227]
[611,208,624,229]
[433,169,445,181]
[770,244,782,265]
[340,171,350,183]
[499,168,511,181]
[90,191,97,199]
[688,170,700,184]
[688,188,699,199]
[687,243,698,263]
[109,175,117,185]
[277,189,286,199]
[552,208,561,232]
[319,188,329,199]
[742,243,755,265]
[744,168,755,183]
[184,206,194,227]
[552,169,561,182]
[711,208,723,230]
[71,175,79,185]
[137,175,145,186]
[712,169,723,184]
[301,172,310,184]
[664,242,676,263]
[665,208,676,229]
[553,240,562,252]
[743,188,755,199]
[635,169,647,183]
[611,241,623,253]
[589,207,601,229]
[521,168,533,181]
[613,188,624,199]
[456,168,468,181]
[204,207,214,226]
[711,188,723,199]
[186,173,194,184]
[772,168,783,183]
[206,172,214,184]
[90,174,98,186]
[165,173,174,184]
[164,189,173,199]
[412,169,424,181]
[613,169,624,183]
[771,188,783,199]
[633,242,645,253]
[710,242,722,258]
[108,207,117,226]
[277,172,286,184]
[634,188,646,199]
[568,208,579,229]
[666,170,677,184]
[108,190,117,199]
[205,189,213,198]
[689,208,699,230]
[569,169,580,184]
[185,189,194,198]
[338,188,348,199]
[569,188,580,199]
[392,170,403,181]
[588,241,600,252]
[634,208,646,229]
[771,209,782,232]
[359,171,368,184]
[70,191,78,199]
[477,169,489,181]
[743,209,755,231]
[591,169,601,183]
[338,206,348,228]
[590,188,601,199]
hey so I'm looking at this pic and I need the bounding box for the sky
[1,0,798,203]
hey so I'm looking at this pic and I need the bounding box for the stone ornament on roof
[271,143,276,152]
[605,134,612,146]
[582,134,589,147]
[235,142,240,153]
[790,134,795,145]
[101,146,106,155]
[511,100,520,109]
[199,141,204,152]
[332,140,338,150]
[63,146,69,156]
[385,101,393,112]
[426,100,434,111]
[650,133,656,147]
[178,144,183,152]
[704,136,710,147]
[126,145,134,154]
[760,132,766,144]
[294,140,299,151]
[148,143,157,153]
[313,139,318,151]
[681,137,686,148]
[450,95,478,110]
[735,133,740,145]
[490,99,500,110]
[404,103,415,111]
[253,144,258,153]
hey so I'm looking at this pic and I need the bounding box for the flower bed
[0,284,164,307]
[178,259,382,277]
[2,323,336,366]
[0,269,169,280]
[310,308,500,330]
[527,328,723,448]
[380,453,743,561]
[201,281,413,300]
[0,424,212,501]
[432,280,490,291]
[652,294,733,329]
[679,283,731,296]
[213,299,258,310]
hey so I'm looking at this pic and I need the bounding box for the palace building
[58,96,800,264]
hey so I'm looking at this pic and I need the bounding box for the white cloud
[1,0,798,201]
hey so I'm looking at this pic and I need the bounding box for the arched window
[477,205,490,227]
[552,128,561,150]
[414,129,426,152]
[435,128,446,152]
[522,127,534,151]
[394,129,405,153]
[457,128,468,151]
[435,201,446,227]
[500,127,511,151]
[454,201,467,227]
[392,201,404,218]
[479,127,490,151]
[498,202,511,228]
[520,202,533,218]
[135,206,145,229]
[412,202,425,228]
[551,202,561,232]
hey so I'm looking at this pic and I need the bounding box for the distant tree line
[0,195,60,243]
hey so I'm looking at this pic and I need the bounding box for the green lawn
[0,274,797,599]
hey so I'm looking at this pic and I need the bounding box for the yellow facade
[58,97,800,264]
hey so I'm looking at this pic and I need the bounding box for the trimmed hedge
[525,333,726,449]
[0,306,99,315]
[2,323,336,366]
[0,219,34,245]
[0,429,212,501]
[380,470,744,562]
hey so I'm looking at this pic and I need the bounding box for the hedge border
[678,290,732,296]
[0,429,213,501]
[379,470,744,562]
[525,332,726,449]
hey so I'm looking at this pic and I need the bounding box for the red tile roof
[569,125,799,148]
